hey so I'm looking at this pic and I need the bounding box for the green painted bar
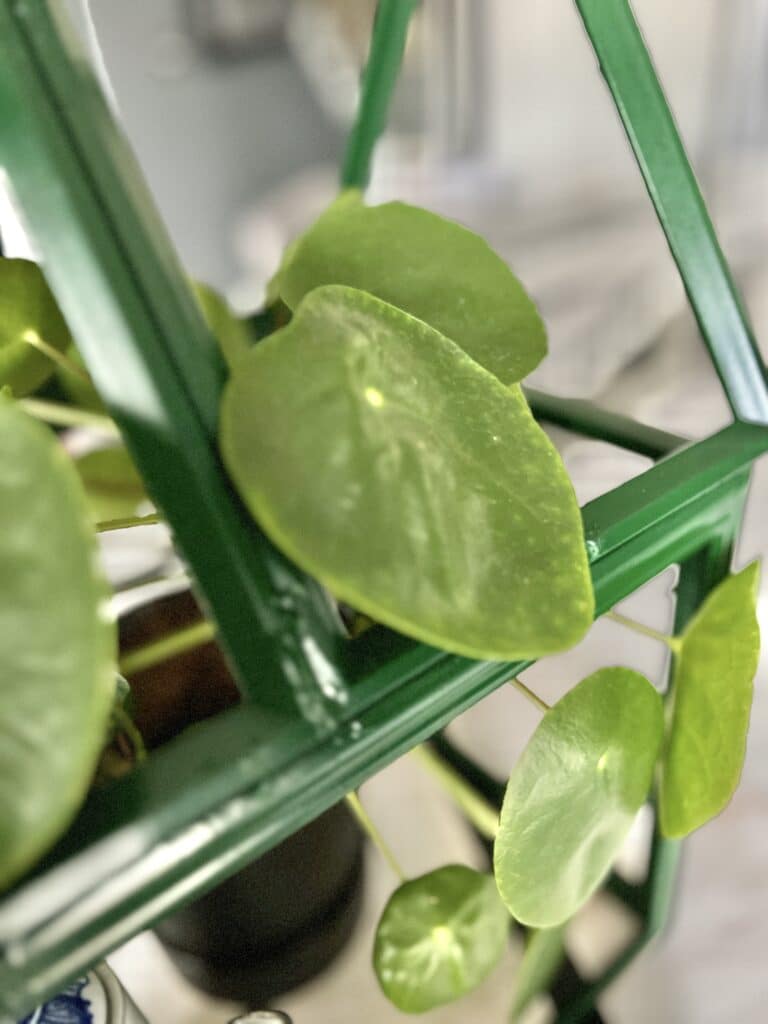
[525,387,686,459]
[340,0,419,188]
[0,1,347,718]
[576,0,768,423]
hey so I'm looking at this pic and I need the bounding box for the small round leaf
[220,285,593,661]
[278,194,547,384]
[373,865,509,1013]
[0,258,72,396]
[0,396,116,891]
[660,562,761,838]
[494,668,663,928]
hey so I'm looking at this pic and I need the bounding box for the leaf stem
[508,676,551,713]
[119,619,216,676]
[345,791,407,882]
[605,610,681,652]
[19,397,117,433]
[22,328,92,383]
[96,512,160,534]
[412,744,499,841]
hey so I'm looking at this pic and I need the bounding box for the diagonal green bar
[575,0,768,424]
[525,387,686,459]
[0,1,348,719]
[341,0,420,188]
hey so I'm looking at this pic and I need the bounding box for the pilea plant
[0,183,761,1019]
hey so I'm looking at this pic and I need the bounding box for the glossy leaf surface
[0,397,115,890]
[0,258,72,396]
[278,194,546,384]
[74,446,148,523]
[511,926,565,1021]
[221,286,593,661]
[660,562,761,838]
[373,865,508,1013]
[494,668,663,927]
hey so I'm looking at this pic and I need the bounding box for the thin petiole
[508,676,551,713]
[22,328,92,383]
[345,790,407,883]
[119,619,216,677]
[412,744,499,841]
[605,610,681,652]
[20,397,117,433]
[96,512,160,534]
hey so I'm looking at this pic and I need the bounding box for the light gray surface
[86,0,342,288]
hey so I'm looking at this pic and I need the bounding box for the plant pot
[119,588,365,1005]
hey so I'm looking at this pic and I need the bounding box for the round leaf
[74,446,148,523]
[0,258,73,396]
[278,194,547,384]
[0,396,116,891]
[373,866,509,1013]
[194,281,254,369]
[511,926,565,1021]
[660,562,761,838]
[494,668,663,927]
[220,285,593,661]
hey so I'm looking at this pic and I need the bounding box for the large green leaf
[278,193,547,384]
[0,258,72,396]
[511,926,566,1021]
[373,865,509,1013]
[74,446,148,523]
[0,396,116,891]
[660,563,761,838]
[494,668,663,928]
[220,285,593,661]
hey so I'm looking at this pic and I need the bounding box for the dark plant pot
[119,588,365,1005]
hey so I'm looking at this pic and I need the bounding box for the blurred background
[42,1,768,1021]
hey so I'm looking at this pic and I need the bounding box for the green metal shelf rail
[0,0,766,1020]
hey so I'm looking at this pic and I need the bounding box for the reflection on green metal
[0,0,766,1018]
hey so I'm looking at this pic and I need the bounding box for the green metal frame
[0,0,766,1020]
